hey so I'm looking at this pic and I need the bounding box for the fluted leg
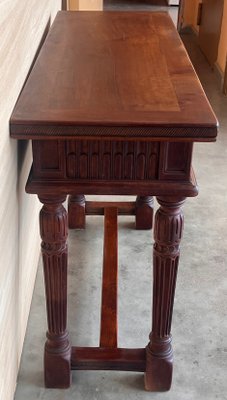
[135,196,154,230]
[145,196,185,391]
[39,195,71,388]
[68,194,86,229]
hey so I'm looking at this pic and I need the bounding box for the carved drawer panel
[32,141,65,178]
[32,140,192,182]
[65,140,159,180]
[159,142,193,181]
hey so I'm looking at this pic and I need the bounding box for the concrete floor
[14,3,227,400]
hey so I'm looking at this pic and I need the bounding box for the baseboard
[214,62,223,84]
[180,25,198,36]
[180,25,225,93]
[191,25,199,37]
[214,62,225,93]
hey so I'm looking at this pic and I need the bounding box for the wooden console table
[10,11,217,391]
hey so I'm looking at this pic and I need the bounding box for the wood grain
[100,208,118,348]
[10,9,218,393]
[10,11,218,140]
[71,347,146,371]
[145,196,185,391]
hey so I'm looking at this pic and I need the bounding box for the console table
[10,11,217,392]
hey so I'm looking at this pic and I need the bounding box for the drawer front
[32,140,192,182]
[32,140,160,181]
[65,140,159,180]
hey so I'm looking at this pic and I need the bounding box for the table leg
[135,196,154,230]
[39,195,71,388]
[145,196,185,391]
[68,194,86,229]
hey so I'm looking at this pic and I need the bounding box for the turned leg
[135,196,154,230]
[145,196,185,391]
[39,195,71,388]
[68,194,86,229]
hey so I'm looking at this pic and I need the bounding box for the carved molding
[39,196,71,388]
[149,197,185,355]
[39,198,68,336]
[66,140,159,180]
[12,123,217,139]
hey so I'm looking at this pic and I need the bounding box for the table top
[10,11,217,141]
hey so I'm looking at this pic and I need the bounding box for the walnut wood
[39,195,71,388]
[85,201,136,216]
[100,208,118,348]
[64,140,159,180]
[10,12,218,140]
[68,195,86,229]
[135,196,154,230]
[10,9,218,393]
[32,140,194,183]
[26,168,199,198]
[145,196,185,391]
[71,347,146,371]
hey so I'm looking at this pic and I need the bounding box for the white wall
[0,1,61,399]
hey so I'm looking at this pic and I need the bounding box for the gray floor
[14,4,227,400]
[104,0,178,25]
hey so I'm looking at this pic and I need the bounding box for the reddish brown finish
[159,142,193,181]
[32,139,160,181]
[26,168,199,197]
[69,199,154,229]
[10,12,218,140]
[85,201,136,216]
[65,140,160,180]
[71,347,146,371]
[10,11,218,393]
[145,196,185,391]
[39,195,71,388]
[100,208,118,348]
[68,195,86,229]
[135,196,154,230]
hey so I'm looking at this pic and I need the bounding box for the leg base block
[44,347,72,389]
[68,195,86,229]
[144,353,173,392]
[135,196,154,230]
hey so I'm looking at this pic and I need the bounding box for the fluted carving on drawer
[66,140,159,180]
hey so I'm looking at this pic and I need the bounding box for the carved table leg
[39,195,71,388]
[135,196,154,230]
[68,194,86,229]
[145,196,185,391]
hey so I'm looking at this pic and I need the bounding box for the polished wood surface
[39,195,71,388]
[100,208,118,348]
[10,11,217,140]
[71,347,146,372]
[10,11,218,393]
[145,196,185,391]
